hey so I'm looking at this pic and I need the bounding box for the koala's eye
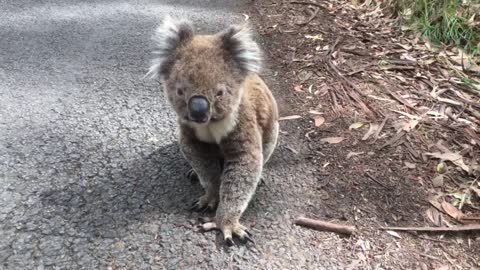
[216,90,224,97]
[176,88,184,96]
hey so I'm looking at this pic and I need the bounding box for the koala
[146,16,279,246]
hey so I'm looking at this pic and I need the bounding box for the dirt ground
[242,0,480,268]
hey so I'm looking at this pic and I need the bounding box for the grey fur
[145,16,194,79]
[220,25,263,74]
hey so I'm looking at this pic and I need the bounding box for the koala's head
[146,16,262,125]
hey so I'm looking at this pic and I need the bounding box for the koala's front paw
[190,194,218,212]
[200,218,254,246]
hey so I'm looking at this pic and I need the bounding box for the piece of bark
[294,217,355,235]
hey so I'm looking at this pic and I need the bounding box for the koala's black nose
[188,96,210,122]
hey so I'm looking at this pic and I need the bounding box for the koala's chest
[192,116,237,144]
[193,126,218,144]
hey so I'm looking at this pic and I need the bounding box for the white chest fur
[190,112,238,144]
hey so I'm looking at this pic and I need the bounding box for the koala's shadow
[39,141,287,239]
[40,142,201,238]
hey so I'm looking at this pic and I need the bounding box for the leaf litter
[249,0,480,267]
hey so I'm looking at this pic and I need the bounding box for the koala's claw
[190,201,212,212]
[189,200,201,211]
[242,234,255,244]
[189,195,217,212]
[225,238,236,247]
[200,221,254,246]
[185,169,199,182]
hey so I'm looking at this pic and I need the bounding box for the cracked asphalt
[0,1,340,269]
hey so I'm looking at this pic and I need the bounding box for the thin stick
[420,253,440,260]
[380,224,480,232]
[364,172,390,189]
[379,65,416,71]
[296,7,320,26]
[294,217,355,235]
[416,235,451,244]
[370,116,389,144]
[289,1,324,9]
[324,38,377,119]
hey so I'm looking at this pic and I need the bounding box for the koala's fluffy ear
[146,16,194,79]
[220,24,262,74]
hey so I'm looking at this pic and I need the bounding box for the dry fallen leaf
[279,115,302,121]
[294,85,304,92]
[309,110,323,115]
[435,265,449,270]
[425,207,442,226]
[305,34,323,40]
[314,116,325,127]
[432,175,444,188]
[441,201,464,220]
[401,119,419,132]
[425,152,470,173]
[471,187,480,198]
[385,230,402,239]
[404,162,416,169]
[362,123,379,141]
[347,151,364,159]
[320,137,345,144]
[349,122,364,130]
[397,43,412,51]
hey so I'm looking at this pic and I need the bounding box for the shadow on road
[39,142,201,238]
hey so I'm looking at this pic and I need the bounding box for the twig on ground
[386,59,418,66]
[347,63,375,76]
[380,130,406,149]
[420,253,440,260]
[375,81,421,113]
[379,65,416,71]
[341,48,372,57]
[324,38,377,119]
[370,116,389,143]
[328,88,341,114]
[364,172,390,189]
[294,217,355,235]
[380,224,480,232]
[296,7,320,26]
[288,1,324,9]
[416,235,451,244]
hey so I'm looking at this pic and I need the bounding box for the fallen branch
[380,224,480,232]
[294,217,355,235]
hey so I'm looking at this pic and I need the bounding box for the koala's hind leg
[180,135,222,212]
[257,121,279,187]
[262,121,279,165]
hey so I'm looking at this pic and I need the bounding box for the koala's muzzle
[188,96,210,123]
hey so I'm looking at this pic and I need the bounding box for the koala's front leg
[180,131,222,212]
[201,135,263,245]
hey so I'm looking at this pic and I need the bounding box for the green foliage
[400,0,480,54]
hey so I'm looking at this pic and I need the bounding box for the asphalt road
[0,1,339,269]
